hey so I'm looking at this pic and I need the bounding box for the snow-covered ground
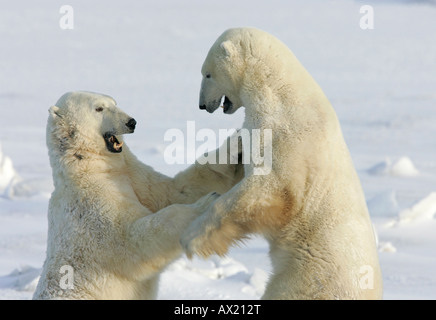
[1,0,435,300]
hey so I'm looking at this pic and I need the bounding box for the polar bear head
[199,27,277,114]
[199,27,306,115]
[47,91,136,161]
[199,28,248,114]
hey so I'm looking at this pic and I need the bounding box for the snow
[1,0,436,300]
[0,144,20,197]
[393,192,436,226]
[368,157,420,177]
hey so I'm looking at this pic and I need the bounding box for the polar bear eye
[206,73,211,79]
[95,106,104,112]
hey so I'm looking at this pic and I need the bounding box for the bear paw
[193,192,220,212]
[180,212,232,259]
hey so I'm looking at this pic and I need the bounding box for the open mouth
[221,96,233,114]
[103,132,123,153]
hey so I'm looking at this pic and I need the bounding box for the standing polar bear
[34,91,243,300]
[181,27,383,299]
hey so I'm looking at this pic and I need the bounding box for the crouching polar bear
[181,27,383,299]
[33,91,243,300]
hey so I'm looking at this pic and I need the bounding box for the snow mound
[367,190,399,217]
[241,268,269,296]
[367,157,419,177]
[0,144,20,197]
[0,266,41,292]
[378,241,397,253]
[398,192,436,224]
[0,142,53,199]
[388,192,436,226]
[9,178,54,198]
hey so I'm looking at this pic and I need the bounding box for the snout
[126,118,136,131]
[199,99,222,113]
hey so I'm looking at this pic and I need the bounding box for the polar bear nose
[126,118,137,131]
[199,104,207,110]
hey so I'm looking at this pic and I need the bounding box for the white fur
[33,91,243,300]
[181,28,383,300]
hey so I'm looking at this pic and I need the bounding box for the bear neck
[240,52,349,184]
[239,36,333,119]
[241,51,337,137]
[49,146,128,190]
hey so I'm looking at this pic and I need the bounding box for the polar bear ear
[49,106,63,119]
[220,40,237,58]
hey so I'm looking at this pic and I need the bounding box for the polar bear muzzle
[103,132,123,153]
[200,95,233,114]
[102,118,137,153]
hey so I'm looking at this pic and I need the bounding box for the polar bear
[33,91,243,300]
[181,27,383,299]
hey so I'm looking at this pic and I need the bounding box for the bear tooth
[113,141,123,150]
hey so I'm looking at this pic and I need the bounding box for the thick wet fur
[34,91,243,299]
[182,27,383,300]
